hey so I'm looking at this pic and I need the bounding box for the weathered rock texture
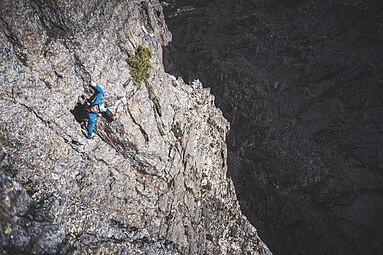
[0,0,270,254]
[162,0,383,254]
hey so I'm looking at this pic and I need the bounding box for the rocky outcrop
[0,0,270,254]
[162,0,383,254]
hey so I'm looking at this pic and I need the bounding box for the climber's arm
[92,85,104,105]
[87,80,104,105]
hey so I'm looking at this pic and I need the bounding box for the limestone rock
[0,0,270,254]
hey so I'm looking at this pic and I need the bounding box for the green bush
[128,45,152,86]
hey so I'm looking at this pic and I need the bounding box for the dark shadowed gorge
[162,0,383,254]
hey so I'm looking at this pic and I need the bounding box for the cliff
[162,0,383,254]
[0,1,270,254]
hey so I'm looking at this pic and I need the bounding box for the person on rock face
[84,80,107,142]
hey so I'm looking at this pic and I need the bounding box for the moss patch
[206,233,214,242]
[202,181,212,191]
[4,227,12,235]
[170,122,183,139]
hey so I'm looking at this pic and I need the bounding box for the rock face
[162,0,383,255]
[0,1,270,254]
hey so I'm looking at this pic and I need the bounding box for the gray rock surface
[0,0,270,254]
[162,0,383,254]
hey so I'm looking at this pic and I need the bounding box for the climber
[84,80,108,141]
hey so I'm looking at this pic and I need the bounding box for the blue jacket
[87,85,103,139]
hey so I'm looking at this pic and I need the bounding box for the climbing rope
[97,122,124,156]
[97,122,169,194]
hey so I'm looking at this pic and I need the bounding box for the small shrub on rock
[128,45,152,86]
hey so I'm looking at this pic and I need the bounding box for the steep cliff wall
[162,0,383,254]
[0,1,270,254]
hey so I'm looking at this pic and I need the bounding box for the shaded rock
[162,0,383,254]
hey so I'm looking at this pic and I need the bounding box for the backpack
[101,107,114,123]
